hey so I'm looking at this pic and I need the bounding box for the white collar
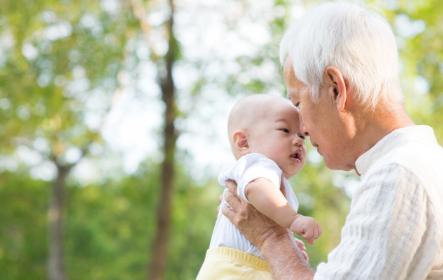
[355,125,437,176]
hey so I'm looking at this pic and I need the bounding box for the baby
[197,94,321,279]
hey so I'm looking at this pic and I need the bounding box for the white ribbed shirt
[315,125,443,280]
[209,153,299,257]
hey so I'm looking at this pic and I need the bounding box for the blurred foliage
[0,172,48,279]
[374,0,443,139]
[0,0,442,279]
[0,0,137,158]
[0,163,218,280]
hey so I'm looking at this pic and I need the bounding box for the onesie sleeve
[218,153,282,203]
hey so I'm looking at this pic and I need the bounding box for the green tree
[0,161,219,280]
[373,0,443,139]
[128,0,181,278]
[0,1,137,278]
[0,172,49,280]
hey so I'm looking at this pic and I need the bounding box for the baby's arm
[246,178,297,228]
[245,178,321,244]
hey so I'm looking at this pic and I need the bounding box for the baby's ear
[232,130,249,151]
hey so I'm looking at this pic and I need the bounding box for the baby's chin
[284,165,304,178]
[284,170,299,179]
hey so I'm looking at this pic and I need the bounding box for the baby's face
[247,101,306,178]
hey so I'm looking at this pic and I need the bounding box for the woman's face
[284,61,354,171]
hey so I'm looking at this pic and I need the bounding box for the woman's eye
[279,128,290,133]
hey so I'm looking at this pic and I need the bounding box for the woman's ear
[324,66,348,112]
[232,130,249,151]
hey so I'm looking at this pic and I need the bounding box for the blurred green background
[1,0,442,279]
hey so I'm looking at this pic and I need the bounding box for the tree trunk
[48,164,69,280]
[147,0,177,279]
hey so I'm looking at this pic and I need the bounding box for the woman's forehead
[285,75,309,102]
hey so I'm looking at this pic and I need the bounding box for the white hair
[280,2,402,108]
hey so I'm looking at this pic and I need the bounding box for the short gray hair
[280,2,402,108]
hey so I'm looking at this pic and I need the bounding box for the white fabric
[315,125,443,280]
[210,153,299,257]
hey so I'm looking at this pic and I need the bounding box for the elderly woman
[223,2,443,280]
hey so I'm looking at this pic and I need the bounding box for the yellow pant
[196,247,273,280]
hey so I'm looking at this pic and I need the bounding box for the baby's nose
[293,134,305,146]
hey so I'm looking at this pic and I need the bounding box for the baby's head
[227,94,306,178]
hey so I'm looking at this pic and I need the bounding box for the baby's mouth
[290,150,303,161]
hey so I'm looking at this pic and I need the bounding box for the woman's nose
[299,120,309,137]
